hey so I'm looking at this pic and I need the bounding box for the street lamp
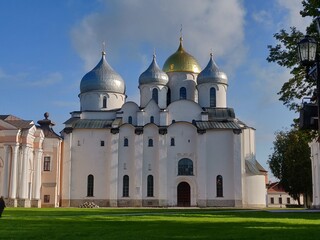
[298,23,320,137]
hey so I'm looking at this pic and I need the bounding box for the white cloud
[71,0,246,73]
[277,0,312,32]
[252,10,273,27]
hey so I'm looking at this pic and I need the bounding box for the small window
[124,138,129,147]
[44,195,50,203]
[103,96,107,108]
[150,116,154,123]
[287,197,290,204]
[147,175,154,197]
[170,138,175,146]
[123,175,129,197]
[216,175,223,197]
[279,197,282,204]
[43,157,51,171]
[87,174,94,197]
[180,87,187,100]
[100,141,105,146]
[152,88,158,104]
[210,87,216,107]
[270,197,274,204]
[128,116,133,124]
[148,139,153,147]
[178,158,193,175]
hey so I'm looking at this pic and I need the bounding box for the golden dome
[163,38,201,74]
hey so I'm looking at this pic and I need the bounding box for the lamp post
[298,18,320,137]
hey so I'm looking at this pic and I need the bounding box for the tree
[267,0,320,112]
[268,129,312,206]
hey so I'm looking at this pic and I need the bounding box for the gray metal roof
[195,121,241,130]
[72,119,113,129]
[139,55,169,86]
[80,52,125,94]
[197,54,228,85]
[245,160,266,175]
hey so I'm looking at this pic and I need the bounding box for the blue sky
[0,0,312,177]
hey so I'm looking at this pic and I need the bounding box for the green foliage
[1,208,320,239]
[268,129,312,203]
[267,0,320,112]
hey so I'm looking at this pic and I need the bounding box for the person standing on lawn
[0,196,6,217]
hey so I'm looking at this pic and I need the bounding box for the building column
[133,133,143,206]
[2,145,10,198]
[33,149,42,200]
[109,132,119,206]
[19,145,29,199]
[9,144,19,200]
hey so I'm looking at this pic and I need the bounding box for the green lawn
[1,208,319,239]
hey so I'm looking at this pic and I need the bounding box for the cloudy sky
[0,0,312,176]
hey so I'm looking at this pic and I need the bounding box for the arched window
[87,174,94,197]
[210,87,216,107]
[216,175,223,197]
[103,96,107,108]
[178,158,193,175]
[150,116,154,123]
[148,138,153,147]
[124,138,129,147]
[128,116,133,124]
[123,175,129,197]
[147,175,154,197]
[180,87,187,100]
[170,137,175,146]
[152,88,158,104]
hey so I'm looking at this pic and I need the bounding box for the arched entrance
[177,182,191,207]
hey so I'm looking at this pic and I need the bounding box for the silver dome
[139,55,169,86]
[197,54,228,85]
[80,52,126,94]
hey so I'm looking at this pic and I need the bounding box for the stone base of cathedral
[31,199,41,208]
[17,199,31,207]
[5,198,17,207]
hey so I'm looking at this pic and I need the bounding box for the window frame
[123,175,129,197]
[43,156,51,171]
[87,174,94,197]
[147,175,154,197]
[178,158,193,176]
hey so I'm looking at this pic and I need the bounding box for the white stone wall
[167,72,198,103]
[80,91,125,111]
[139,85,168,109]
[197,83,227,108]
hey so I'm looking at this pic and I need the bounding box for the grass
[1,208,320,239]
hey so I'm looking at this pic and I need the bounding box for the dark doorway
[177,182,191,207]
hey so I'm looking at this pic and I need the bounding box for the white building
[0,113,62,207]
[60,38,267,208]
[309,140,320,208]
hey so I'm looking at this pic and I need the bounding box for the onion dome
[163,38,201,74]
[197,53,228,85]
[139,54,169,86]
[80,51,125,94]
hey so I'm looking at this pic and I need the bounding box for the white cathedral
[0,37,267,208]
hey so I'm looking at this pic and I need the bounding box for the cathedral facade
[0,38,267,207]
